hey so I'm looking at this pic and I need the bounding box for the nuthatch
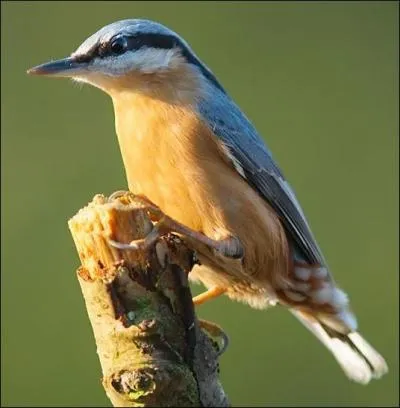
[28,19,388,384]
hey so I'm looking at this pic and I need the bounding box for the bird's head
[27,19,224,99]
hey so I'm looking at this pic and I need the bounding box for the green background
[1,1,398,406]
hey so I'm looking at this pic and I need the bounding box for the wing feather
[198,84,326,266]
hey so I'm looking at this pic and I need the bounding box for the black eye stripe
[97,33,178,58]
[125,33,178,51]
[90,33,226,94]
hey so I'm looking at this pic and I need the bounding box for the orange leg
[193,286,226,306]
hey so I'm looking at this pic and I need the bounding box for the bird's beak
[27,56,89,77]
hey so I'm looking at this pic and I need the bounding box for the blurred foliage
[1,1,398,406]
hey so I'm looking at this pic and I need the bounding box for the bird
[28,18,388,384]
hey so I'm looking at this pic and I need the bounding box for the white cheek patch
[71,75,105,92]
[72,76,89,85]
[70,77,86,89]
[89,47,182,76]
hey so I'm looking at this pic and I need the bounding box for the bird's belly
[114,100,289,306]
[126,146,289,307]
[127,155,203,231]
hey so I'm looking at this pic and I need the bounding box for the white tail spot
[290,310,388,384]
[295,267,311,281]
[313,267,328,279]
[332,288,349,309]
[312,282,333,304]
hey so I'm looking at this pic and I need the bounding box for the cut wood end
[68,191,154,282]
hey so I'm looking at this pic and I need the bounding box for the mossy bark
[68,192,229,407]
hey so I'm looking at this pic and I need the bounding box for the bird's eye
[109,37,127,55]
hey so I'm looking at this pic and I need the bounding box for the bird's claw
[108,238,143,251]
[131,194,164,222]
[108,191,163,221]
[199,319,230,357]
[108,192,243,261]
[108,227,161,252]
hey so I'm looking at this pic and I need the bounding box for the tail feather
[290,310,388,384]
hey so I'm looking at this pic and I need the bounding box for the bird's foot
[108,227,161,252]
[199,318,229,357]
[106,192,165,253]
[170,224,244,260]
[108,192,244,260]
[132,195,244,260]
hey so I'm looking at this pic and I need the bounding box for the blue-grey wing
[198,86,326,266]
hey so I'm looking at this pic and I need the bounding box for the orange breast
[112,92,290,300]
